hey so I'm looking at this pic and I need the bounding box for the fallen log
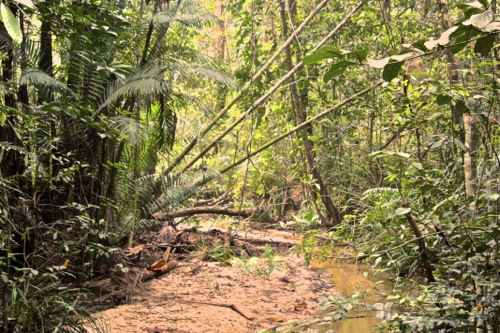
[153,207,260,220]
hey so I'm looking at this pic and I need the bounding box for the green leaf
[344,48,369,62]
[395,207,411,216]
[450,26,477,54]
[303,46,343,65]
[0,111,5,126]
[411,40,429,52]
[436,94,452,106]
[382,61,403,81]
[474,34,496,56]
[454,99,470,114]
[1,3,23,44]
[453,137,468,151]
[323,60,350,83]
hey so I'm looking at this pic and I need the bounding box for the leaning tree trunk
[278,0,341,226]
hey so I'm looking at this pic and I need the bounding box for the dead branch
[153,207,260,220]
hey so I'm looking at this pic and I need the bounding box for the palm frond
[113,115,145,146]
[173,61,238,88]
[155,92,177,150]
[99,66,166,110]
[154,0,218,28]
[20,69,69,92]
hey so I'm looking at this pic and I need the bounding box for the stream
[309,258,394,333]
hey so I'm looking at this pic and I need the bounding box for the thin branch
[219,81,383,174]
[180,1,365,173]
[164,0,331,174]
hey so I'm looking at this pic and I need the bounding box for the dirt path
[88,227,338,333]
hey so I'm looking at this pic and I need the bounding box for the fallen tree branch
[179,300,255,321]
[153,207,260,220]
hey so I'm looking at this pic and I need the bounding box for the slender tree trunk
[278,0,341,226]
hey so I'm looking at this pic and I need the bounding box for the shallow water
[310,258,393,333]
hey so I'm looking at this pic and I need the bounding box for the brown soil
[87,225,338,333]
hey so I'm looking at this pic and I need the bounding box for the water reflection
[310,258,393,333]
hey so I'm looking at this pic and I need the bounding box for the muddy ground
[85,223,339,333]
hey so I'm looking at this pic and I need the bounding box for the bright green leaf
[0,112,5,126]
[382,61,403,81]
[303,46,343,65]
[344,48,368,62]
[1,3,23,44]
[323,60,351,83]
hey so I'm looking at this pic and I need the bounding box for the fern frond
[361,187,398,200]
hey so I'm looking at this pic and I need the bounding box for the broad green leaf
[436,94,452,106]
[0,111,5,126]
[303,46,343,65]
[382,61,403,81]
[411,40,429,52]
[13,0,34,8]
[1,3,23,44]
[323,60,350,83]
[395,207,411,216]
[474,34,496,56]
[450,26,477,54]
[463,8,493,28]
[344,48,369,62]
[454,99,470,114]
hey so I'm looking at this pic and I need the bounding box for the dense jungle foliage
[0,0,499,331]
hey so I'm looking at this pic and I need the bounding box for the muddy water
[310,258,393,333]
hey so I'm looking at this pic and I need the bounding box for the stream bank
[85,223,392,333]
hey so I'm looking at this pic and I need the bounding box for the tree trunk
[278,0,341,226]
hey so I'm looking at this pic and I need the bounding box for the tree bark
[278,0,341,226]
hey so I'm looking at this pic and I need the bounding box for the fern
[361,187,398,200]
